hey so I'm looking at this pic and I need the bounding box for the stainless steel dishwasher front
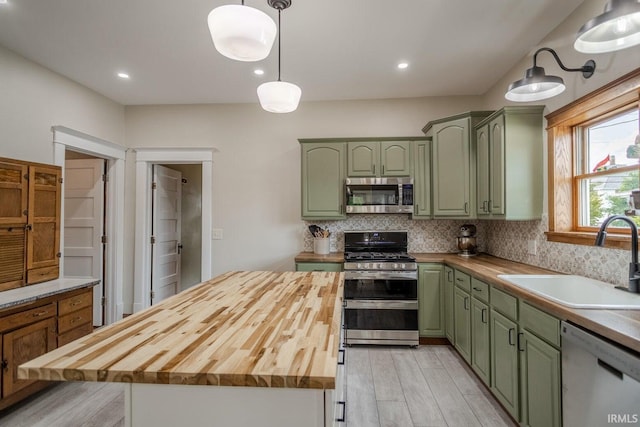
[561,321,640,427]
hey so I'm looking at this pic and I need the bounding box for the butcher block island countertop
[19,271,344,389]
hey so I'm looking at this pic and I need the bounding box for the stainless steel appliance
[345,177,413,214]
[343,231,418,346]
[561,321,640,427]
[457,224,478,257]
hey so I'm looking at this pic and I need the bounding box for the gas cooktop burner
[344,252,415,262]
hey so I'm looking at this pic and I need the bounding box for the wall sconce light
[505,47,596,102]
[257,0,301,113]
[208,1,277,62]
[575,0,640,53]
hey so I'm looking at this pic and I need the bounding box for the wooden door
[347,141,378,176]
[453,287,471,362]
[0,160,28,225]
[413,140,431,218]
[490,309,519,420]
[26,165,61,284]
[489,114,506,215]
[301,143,346,219]
[444,266,455,343]
[380,141,411,176]
[63,158,105,326]
[2,317,56,397]
[432,118,471,216]
[476,124,490,216]
[418,264,444,337]
[151,165,182,304]
[471,298,490,385]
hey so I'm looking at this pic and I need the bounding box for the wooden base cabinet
[490,309,519,420]
[443,266,455,343]
[418,264,444,337]
[453,287,471,363]
[0,286,94,410]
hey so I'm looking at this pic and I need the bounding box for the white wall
[0,45,125,163]
[124,97,484,284]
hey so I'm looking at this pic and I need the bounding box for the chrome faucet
[595,215,640,293]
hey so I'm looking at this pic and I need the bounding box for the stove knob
[401,263,406,269]
[393,263,399,270]
[378,263,383,270]
[363,263,369,269]
[357,263,363,269]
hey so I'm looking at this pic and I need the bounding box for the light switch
[212,229,223,240]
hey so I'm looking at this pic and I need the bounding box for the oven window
[346,184,398,206]
[345,278,417,299]
[344,308,418,331]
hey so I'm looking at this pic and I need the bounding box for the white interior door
[151,165,182,304]
[64,158,105,326]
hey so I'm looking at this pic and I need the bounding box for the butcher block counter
[19,271,345,427]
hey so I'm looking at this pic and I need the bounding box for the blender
[457,224,478,257]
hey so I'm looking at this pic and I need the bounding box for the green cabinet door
[432,117,471,217]
[490,309,519,420]
[380,141,411,176]
[418,264,444,337]
[471,297,490,386]
[444,266,455,343]
[488,114,506,215]
[520,330,561,427]
[295,262,343,272]
[413,140,431,218]
[347,141,378,177]
[476,123,491,216]
[453,286,471,363]
[301,142,346,219]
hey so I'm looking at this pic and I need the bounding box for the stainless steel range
[343,231,418,346]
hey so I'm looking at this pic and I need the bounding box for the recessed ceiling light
[397,62,409,70]
[117,72,130,79]
[254,69,265,76]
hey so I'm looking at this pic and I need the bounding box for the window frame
[546,67,640,250]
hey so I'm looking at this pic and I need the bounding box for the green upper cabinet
[423,112,492,218]
[413,139,431,218]
[300,141,346,219]
[347,140,412,177]
[418,263,444,337]
[474,106,544,220]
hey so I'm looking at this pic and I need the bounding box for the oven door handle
[344,271,418,280]
[344,300,418,310]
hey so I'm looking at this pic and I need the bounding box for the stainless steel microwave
[345,177,414,213]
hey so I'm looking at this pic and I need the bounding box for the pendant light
[575,0,640,53]
[257,0,302,113]
[505,47,596,102]
[208,1,277,62]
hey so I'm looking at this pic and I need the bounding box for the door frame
[52,126,126,325]
[133,147,213,313]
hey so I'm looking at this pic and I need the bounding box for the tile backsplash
[303,213,630,287]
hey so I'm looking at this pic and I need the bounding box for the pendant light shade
[505,47,596,102]
[257,81,302,113]
[257,0,301,113]
[207,4,277,62]
[574,0,640,53]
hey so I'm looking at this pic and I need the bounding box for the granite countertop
[19,271,344,389]
[296,251,640,353]
[0,277,101,310]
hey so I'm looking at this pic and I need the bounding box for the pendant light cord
[277,9,282,82]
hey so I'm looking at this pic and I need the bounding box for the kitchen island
[18,271,345,427]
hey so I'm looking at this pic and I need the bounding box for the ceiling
[0,0,586,106]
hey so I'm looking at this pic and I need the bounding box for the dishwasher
[561,321,640,427]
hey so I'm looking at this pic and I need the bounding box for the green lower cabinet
[444,266,455,343]
[471,297,490,385]
[490,309,519,420]
[418,264,444,337]
[453,287,471,362]
[295,262,343,272]
[519,330,561,427]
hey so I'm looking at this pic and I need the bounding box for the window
[575,108,639,229]
[546,68,640,249]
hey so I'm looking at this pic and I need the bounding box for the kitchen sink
[497,274,640,309]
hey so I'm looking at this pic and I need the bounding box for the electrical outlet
[212,229,223,240]
[527,240,537,255]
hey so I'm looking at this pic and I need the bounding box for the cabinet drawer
[295,262,343,272]
[454,270,471,292]
[26,266,59,285]
[0,302,56,332]
[58,306,92,334]
[58,289,93,316]
[520,302,560,348]
[58,322,93,347]
[471,278,489,303]
[491,287,518,321]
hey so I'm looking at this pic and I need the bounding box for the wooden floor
[0,345,515,427]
